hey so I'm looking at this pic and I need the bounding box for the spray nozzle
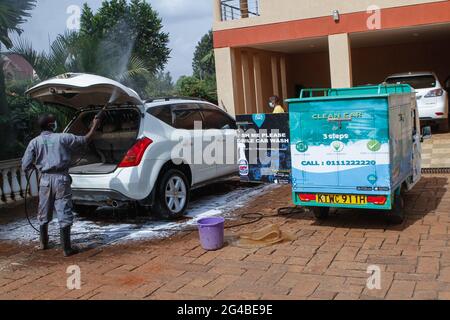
[95,105,109,122]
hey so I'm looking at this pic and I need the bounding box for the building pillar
[240,0,249,18]
[213,0,222,22]
[241,51,256,114]
[253,54,264,113]
[280,56,288,103]
[328,33,353,88]
[214,47,238,116]
[271,56,280,97]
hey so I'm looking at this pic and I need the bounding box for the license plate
[316,194,367,205]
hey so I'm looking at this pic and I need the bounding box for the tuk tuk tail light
[367,196,387,205]
[299,194,316,202]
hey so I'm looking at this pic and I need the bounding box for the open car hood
[26,73,143,109]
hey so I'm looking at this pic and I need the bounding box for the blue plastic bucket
[197,217,225,251]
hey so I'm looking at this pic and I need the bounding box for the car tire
[389,189,405,225]
[153,169,190,219]
[312,207,330,220]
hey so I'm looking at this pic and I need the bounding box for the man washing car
[22,114,101,257]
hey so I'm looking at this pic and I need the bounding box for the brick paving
[0,174,450,300]
[422,132,450,168]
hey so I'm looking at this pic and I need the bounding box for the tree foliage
[176,76,217,104]
[0,0,36,116]
[192,30,215,80]
[80,0,170,75]
[0,0,36,49]
[11,0,170,94]
[0,89,75,160]
[145,71,174,98]
[175,31,217,104]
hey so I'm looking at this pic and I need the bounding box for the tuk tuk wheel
[313,207,330,220]
[389,189,405,225]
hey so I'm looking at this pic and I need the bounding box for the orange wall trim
[213,1,450,48]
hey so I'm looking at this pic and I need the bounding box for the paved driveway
[422,132,450,168]
[0,174,449,300]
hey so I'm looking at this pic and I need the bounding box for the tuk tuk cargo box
[287,85,423,222]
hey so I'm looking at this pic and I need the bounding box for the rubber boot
[39,224,49,250]
[60,226,79,257]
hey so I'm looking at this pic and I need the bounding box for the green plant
[193,30,215,80]
[11,0,171,93]
[0,92,75,161]
[173,30,218,104]
[0,0,36,115]
[175,76,217,104]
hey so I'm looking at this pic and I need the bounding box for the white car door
[172,104,217,184]
[200,105,238,177]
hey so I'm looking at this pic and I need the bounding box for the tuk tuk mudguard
[287,85,420,212]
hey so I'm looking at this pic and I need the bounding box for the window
[386,75,436,89]
[201,109,236,130]
[173,104,204,130]
[148,106,173,126]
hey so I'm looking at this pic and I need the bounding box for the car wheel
[312,207,330,220]
[389,189,405,225]
[154,169,190,219]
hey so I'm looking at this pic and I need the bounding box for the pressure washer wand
[95,104,109,122]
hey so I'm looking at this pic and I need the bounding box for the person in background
[269,96,285,114]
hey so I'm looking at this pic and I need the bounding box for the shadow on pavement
[278,176,448,232]
[311,176,448,231]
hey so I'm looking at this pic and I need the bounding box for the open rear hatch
[26,73,144,174]
[26,73,144,109]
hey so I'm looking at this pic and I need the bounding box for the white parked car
[26,73,238,218]
[385,72,449,131]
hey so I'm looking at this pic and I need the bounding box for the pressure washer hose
[24,169,40,233]
[23,168,304,237]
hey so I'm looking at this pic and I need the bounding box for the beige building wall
[214,47,239,116]
[214,0,445,30]
[328,33,353,88]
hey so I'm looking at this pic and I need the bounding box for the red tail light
[435,112,444,116]
[118,137,153,168]
[367,196,387,205]
[299,194,316,202]
[424,88,443,98]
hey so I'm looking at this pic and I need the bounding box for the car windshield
[385,75,436,89]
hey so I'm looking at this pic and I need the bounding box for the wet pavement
[0,179,276,248]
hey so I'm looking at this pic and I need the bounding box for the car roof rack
[145,96,207,103]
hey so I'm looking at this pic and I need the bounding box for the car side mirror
[421,126,432,141]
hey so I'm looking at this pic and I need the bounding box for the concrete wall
[352,40,450,86]
[214,0,445,30]
[214,47,238,116]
